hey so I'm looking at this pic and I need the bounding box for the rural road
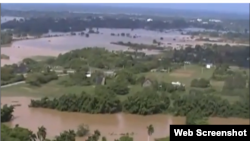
[1,81,26,88]
[1,74,68,88]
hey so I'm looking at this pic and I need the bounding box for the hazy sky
[102,3,249,14]
[2,3,249,14]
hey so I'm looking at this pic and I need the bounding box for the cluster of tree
[29,85,249,119]
[1,65,25,86]
[49,44,249,82]
[222,73,248,96]
[22,58,45,72]
[122,88,170,115]
[1,32,13,45]
[190,78,210,88]
[185,110,208,125]
[171,44,249,68]
[187,31,249,44]
[29,88,122,113]
[222,32,249,43]
[173,92,249,119]
[211,65,233,81]
[52,48,169,74]
[26,69,58,86]
[111,41,165,51]
[110,32,139,39]
[1,105,14,122]
[1,15,225,35]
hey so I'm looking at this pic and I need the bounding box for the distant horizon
[93,3,250,14]
[1,3,249,15]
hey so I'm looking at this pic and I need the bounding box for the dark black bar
[170,125,250,140]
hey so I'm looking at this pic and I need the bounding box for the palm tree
[37,126,47,141]
[28,130,37,141]
[147,124,154,141]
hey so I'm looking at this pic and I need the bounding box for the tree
[117,135,133,141]
[186,111,208,125]
[76,124,90,137]
[147,124,154,141]
[1,104,14,122]
[152,39,157,44]
[108,77,129,95]
[37,126,47,141]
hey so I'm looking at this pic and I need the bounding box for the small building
[206,63,213,69]
[142,79,153,87]
[171,81,185,87]
[146,18,153,22]
[86,73,91,77]
[197,18,202,22]
[104,70,116,76]
[184,61,191,64]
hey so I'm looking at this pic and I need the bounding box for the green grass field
[141,64,224,90]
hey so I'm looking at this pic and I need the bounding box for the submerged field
[2,27,246,66]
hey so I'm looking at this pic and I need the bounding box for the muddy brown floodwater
[1,96,249,141]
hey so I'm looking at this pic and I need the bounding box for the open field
[142,64,219,88]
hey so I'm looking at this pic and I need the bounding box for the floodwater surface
[1,96,249,141]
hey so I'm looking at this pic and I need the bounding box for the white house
[86,73,91,77]
[171,81,185,86]
[197,18,202,22]
[206,63,213,69]
[146,18,153,22]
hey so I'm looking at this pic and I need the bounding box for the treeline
[1,32,13,45]
[29,86,249,118]
[1,65,25,86]
[1,105,14,122]
[190,78,210,88]
[25,69,58,86]
[187,31,249,43]
[51,48,164,74]
[172,44,249,68]
[111,41,165,51]
[1,16,224,35]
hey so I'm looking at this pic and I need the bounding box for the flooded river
[1,96,249,141]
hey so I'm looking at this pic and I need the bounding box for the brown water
[1,96,249,141]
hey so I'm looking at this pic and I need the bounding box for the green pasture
[141,64,224,90]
